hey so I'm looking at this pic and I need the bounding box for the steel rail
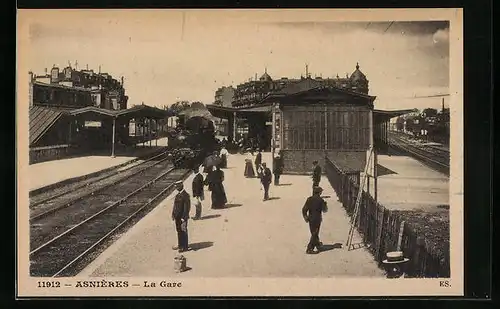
[52,169,190,277]
[390,138,449,169]
[29,154,172,222]
[30,150,169,208]
[29,167,176,256]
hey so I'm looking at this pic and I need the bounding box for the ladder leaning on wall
[345,146,374,251]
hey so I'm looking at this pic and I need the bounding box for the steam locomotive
[167,115,219,168]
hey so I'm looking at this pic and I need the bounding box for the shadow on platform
[376,164,398,177]
[266,197,281,201]
[189,241,214,251]
[224,203,243,209]
[276,183,292,186]
[198,214,221,220]
[319,243,343,252]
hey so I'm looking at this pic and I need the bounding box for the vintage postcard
[17,8,464,297]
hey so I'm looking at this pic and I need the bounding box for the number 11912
[37,281,61,288]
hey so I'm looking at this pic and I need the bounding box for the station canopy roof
[259,85,377,105]
[373,108,418,123]
[68,104,172,120]
[206,104,273,119]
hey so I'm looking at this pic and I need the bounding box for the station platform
[80,152,384,278]
[369,154,449,211]
[29,137,169,192]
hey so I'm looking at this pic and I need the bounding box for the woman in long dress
[208,166,227,209]
[243,152,255,178]
[219,147,228,169]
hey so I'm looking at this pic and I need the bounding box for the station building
[28,65,170,164]
[207,63,414,174]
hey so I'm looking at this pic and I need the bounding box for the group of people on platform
[243,149,284,201]
[171,147,230,253]
[171,146,328,255]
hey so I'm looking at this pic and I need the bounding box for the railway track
[29,148,169,208]
[29,151,174,222]
[388,132,450,176]
[30,158,190,277]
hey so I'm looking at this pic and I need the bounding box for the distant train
[167,115,219,167]
[398,113,450,144]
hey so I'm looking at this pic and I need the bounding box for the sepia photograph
[16,8,463,297]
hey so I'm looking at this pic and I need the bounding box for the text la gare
[144,281,182,288]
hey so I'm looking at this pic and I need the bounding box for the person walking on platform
[244,152,256,178]
[191,167,204,220]
[312,160,322,192]
[273,151,284,186]
[219,146,229,169]
[171,181,191,253]
[261,162,272,201]
[207,166,227,209]
[254,148,263,179]
[302,186,328,254]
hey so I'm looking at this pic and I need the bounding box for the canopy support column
[155,120,158,146]
[233,112,237,142]
[148,118,151,147]
[111,117,116,158]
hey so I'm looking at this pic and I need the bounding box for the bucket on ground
[174,255,187,273]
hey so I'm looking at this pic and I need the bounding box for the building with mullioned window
[207,63,414,174]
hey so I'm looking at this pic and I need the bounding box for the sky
[25,10,451,111]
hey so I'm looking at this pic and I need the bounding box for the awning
[205,104,273,119]
[115,104,171,120]
[68,104,171,121]
[373,108,417,123]
[69,106,116,117]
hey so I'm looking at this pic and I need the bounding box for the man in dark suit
[261,162,272,201]
[171,181,191,252]
[312,161,322,192]
[273,151,284,186]
[302,186,328,254]
[255,149,262,178]
[191,167,204,220]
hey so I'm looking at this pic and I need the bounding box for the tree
[169,100,191,115]
[422,108,438,118]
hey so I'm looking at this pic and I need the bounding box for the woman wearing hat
[207,165,227,209]
[302,186,328,254]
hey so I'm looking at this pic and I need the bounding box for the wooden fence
[29,144,78,164]
[325,156,450,278]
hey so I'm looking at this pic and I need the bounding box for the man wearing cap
[172,181,191,253]
[302,186,328,254]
